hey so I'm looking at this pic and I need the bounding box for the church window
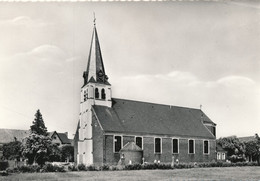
[203,140,209,154]
[188,139,195,154]
[84,90,87,101]
[172,138,179,154]
[101,88,106,100]
[95,88,99,99]
[135,137,143,149]
[114,136,122,153]
[155,138,161,153]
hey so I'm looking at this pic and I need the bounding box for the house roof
[93,98,216,139]
[0,128,29,144]
[50,131,71,144]
[216,143,226,152]
[120,142,142,152]
[238,136,256,143]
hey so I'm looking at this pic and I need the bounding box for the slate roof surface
[216,143,226,152]
[93,98,215,139]
[50,131,71,144]
[0,129,29,144]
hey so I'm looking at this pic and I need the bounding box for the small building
[119,142,143,165]
[216,143,227,161]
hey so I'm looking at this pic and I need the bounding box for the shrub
[68,164,78,171]
[173,163,194,169]
[0,170,8,176]
[109,165,119,171]
[77,163,87,171]
[125,163,142,170]
[41,163,65,172]
[18,165,41,173]
[0,161,9,171]
[100,164,109,171]
[87,165,99,171]
[6,167,19,173]
[157,163,172,169]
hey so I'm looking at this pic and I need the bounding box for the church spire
[83,19,109,86]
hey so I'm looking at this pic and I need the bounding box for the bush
[68,164,78,171]
[18,165,41,173]
[125,163,142,170]
[77,163,87,171]
[86,165,99,171]
[157,163,172,169]
[100,164,109,171]
[0,161,9,171]
[41,163,65,172]
[0,170,8,176]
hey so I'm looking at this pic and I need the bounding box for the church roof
[93,98,216,139]
[83,25,110,86]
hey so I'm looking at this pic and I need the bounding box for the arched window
[101,89,106,100]
[95,88,99,99]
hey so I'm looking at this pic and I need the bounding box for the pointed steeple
[83,20,109,86]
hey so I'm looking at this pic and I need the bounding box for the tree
[61,145,74,162]
[217,136,246,162]
[22,133,52,165]
[22,109,51,165]
[48,144,62,162]
[245,140,258,162]
[30,109,48,136]
[2,141,22,160]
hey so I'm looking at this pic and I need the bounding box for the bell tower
[77,19,112,165]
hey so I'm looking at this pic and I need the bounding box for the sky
[0,1,259,139]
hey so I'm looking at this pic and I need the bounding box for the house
[216,143,227,162]
[74,22,217,166]
[49,131,72,146]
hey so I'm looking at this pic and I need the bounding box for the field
[1,166,260,181]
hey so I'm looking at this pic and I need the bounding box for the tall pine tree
[30,109,48,136]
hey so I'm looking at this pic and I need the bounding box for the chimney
[65,132,68,137]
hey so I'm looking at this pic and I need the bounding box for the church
[74,22,217,165]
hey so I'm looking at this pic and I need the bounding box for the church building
[74,22,217,165]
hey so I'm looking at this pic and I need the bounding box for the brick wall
[92,113,104,165]
[103,135,216,164]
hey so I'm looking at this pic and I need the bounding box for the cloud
[0,16,50,27]
[217,76,255,87]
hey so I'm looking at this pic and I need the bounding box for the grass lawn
[1,166,260,181]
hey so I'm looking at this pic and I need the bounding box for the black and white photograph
[0,0,259,180]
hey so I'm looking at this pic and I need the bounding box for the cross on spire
[93,12,96,26]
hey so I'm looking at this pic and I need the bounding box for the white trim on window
[222,153,225,160]
[203,140,210,155]
[188,139,195,154]
[154,137,162,154]
[113,135,123,153]
[172,138,179,154]
[135,136,143,150]
[217,152,221,160]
